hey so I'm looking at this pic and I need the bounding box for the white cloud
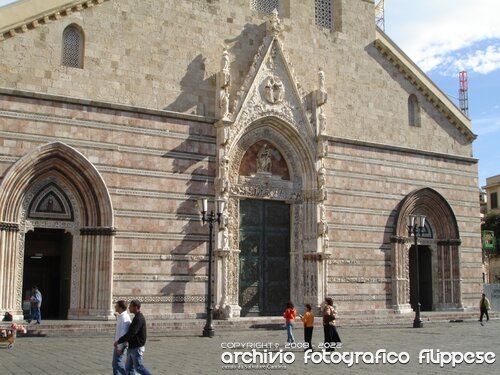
[436,44,500,75]
[473,117,500,135]
[0,0,17,7]
[385,0,500,74]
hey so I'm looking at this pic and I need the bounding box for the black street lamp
[407,214,426,329]
[197,197,225,337]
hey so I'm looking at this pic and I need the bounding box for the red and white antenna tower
[459,71,469,117]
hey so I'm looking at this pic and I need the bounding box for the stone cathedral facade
[0,0,481,320]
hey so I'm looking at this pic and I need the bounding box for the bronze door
[239,199,290,316]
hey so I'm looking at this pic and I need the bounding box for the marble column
[0,222,22,319]
[67,227,115,320]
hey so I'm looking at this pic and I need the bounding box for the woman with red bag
[283,301,297,343]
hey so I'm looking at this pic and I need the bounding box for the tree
[482,212,500,255]
[483,212,500,239]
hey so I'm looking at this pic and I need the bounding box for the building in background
[482,175,500,283]
[0,0,482,320]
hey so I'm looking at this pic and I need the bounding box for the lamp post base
[202,326,215,337]
[413,318,423,328]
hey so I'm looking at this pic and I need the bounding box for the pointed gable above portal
[229,10,314,146]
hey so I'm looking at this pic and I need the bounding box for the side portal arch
[0,142,115,320]
[391,188,462,312]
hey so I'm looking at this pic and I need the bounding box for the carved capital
[303,252,331,261]
[390,235,408,244]
[437,239,462,246]
[80,227,116,236]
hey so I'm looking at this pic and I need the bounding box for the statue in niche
[220,86,230,119]
[267,8,282,36]
[319,203,326,221]
[323,233,329,250]
[319,68,326,93]
[256,144,272,173]
[264,75,284,104]
[318,107,326,134]
[222,46,230,73]
[46,197,54,212]
[318,166,326,188]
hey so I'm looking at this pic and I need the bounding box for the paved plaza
[1,320,499,375]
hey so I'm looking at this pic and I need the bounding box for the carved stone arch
[0,142,115,320]
[0,142,113,227]
[393,187,459,240]
[228,116,316,188]
[215,116,325,318]
[391,188,462,313]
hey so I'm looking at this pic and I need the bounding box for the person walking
[113,300,132,375]
[28,286,42,324]
[115,300,153,375]
[479,293,491,326]
[299,304,314,351]
[322,297,341,351]
[283,301,297,343]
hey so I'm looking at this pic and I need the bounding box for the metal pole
[202,211,215,337]
[413,225,423,328]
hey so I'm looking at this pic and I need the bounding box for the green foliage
[483,212,500,239]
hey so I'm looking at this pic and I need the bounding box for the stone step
[16,311,499,337]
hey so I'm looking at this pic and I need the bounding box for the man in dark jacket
[114,300,153,375]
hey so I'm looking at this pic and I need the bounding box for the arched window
[62,24,84,68]
[315,0,332,29]
[250,0,280,14]
[408,94,420,127]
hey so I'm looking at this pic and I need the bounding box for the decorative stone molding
[327,258,360,265]
[115,253,208,262]
[328,277,391,284]
[0,222,19,232]
[112,295,207,304]
[230,184,302,202]
[303,253,331,261]
[437,239,462,246]
[80,227,116,236]
[390,235,408,244]
[114,275,208,282]
[0,0,111,42]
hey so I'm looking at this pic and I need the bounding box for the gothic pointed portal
[391,188,462,313]
[0,142,115,320]
[213,12,329,319]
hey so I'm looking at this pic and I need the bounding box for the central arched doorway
[239,199,290,316]
[23,228,73,319]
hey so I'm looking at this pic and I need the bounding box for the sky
[383,0,500,188]
[0,0,498,187]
